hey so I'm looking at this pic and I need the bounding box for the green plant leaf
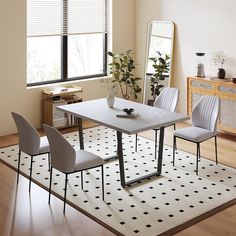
[106,49,142,99]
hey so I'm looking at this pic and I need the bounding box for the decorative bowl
[123,108,134,115]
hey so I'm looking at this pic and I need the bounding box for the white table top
[58,97,189,135]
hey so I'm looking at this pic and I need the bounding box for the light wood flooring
[0,121,236,236]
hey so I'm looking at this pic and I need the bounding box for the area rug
[0,126,236,236]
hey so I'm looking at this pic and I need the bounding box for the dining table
[57,97,189,187]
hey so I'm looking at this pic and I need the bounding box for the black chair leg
[17,150,21,184]
[48,153,51,171]
[198,143,201,161]
[48,167,53,204]
[173,124,177,150]
[81,171,83,190]
[135,133,138,152]
[196,143,200,175]
[63,174,68,214]
[29,155,34,192]
[154,129,158,159]
[101,165,104,201]
[215,136,218,164]
[173,136,176,166]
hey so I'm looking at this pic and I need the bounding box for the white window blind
[27,0,108,37]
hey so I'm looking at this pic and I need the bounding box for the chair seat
[39,136,50,154]
[74,150,104,171]
[174,127,214,143]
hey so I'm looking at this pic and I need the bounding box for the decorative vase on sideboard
[218,68,226,79]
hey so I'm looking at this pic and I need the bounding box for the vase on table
[218,68,226,79]
[106,94,115,108]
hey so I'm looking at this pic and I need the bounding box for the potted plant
[210,51,227,79]
[107,50,142,100]
[148,52,170,105]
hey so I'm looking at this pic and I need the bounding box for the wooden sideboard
[187,76,236,134]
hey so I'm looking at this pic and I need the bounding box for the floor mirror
[143,21,175,105]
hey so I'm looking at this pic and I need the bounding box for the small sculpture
[123,108,134,115]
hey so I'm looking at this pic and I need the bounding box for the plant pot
[106,94,115,108]
[147,99,154,106]
[218,68,226,79]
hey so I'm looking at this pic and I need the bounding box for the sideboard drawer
[218,85,236,94]
[190,80,213,90]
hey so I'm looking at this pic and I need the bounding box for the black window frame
[27,0,108,87]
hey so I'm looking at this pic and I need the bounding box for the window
[27,0,109,86]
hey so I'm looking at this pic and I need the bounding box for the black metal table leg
[77,117,84,150]
[117,131,125,187]
[77,123,165,188]
[157,127,165,174]
[117,127,165,187]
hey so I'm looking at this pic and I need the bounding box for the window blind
[27,0,108,37]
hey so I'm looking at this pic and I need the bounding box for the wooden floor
[0,121,236,236]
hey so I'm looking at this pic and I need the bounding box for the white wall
[135,0,236,113]
[0,0,135,136]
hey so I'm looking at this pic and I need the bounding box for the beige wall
[135,0,236,113]
[0,0,134,136]
[2,0,236,136]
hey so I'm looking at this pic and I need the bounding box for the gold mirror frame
[143,21,175,104]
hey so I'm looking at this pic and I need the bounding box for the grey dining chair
[43,124,105,214]
[173,95,220,175]
[11,112,50,191]
[135,87,179,159]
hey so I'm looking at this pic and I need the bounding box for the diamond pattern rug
[0,126,236,236]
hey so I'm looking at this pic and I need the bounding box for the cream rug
[0,126,236,236]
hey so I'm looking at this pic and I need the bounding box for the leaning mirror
[143,21,175,105]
